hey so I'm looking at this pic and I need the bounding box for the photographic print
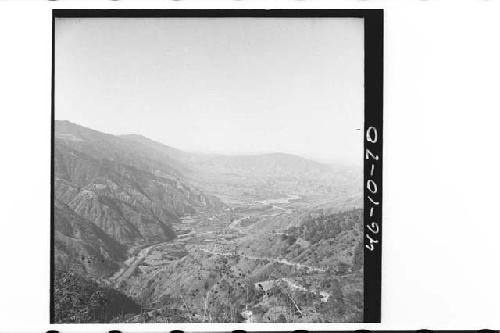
[51,10,383,324]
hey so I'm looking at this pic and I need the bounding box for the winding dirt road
[198,247,326,273]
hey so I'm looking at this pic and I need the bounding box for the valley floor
[103,194,363,323]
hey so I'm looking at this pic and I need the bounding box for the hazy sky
[55,17,364,164]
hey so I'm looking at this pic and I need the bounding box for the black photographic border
[51,8,383,324]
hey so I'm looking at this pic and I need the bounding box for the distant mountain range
[117,130,341,180]
[53,120,364,323]
[54,120,360,277]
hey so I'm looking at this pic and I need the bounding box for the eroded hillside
[53,121,363,323]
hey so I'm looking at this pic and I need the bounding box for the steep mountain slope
[281,209,363,272]
[55,120,186,179]
[53,120,363,323]
[54,120,224,258]
[54,200,126,277]
[54,269,142,323]
[235,208,363,275]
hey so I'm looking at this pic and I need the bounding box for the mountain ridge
[54,120,225,276]
[53,120,363,323]
[53,120,361,276]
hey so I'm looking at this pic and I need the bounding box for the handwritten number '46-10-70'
[365,126,380,251]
